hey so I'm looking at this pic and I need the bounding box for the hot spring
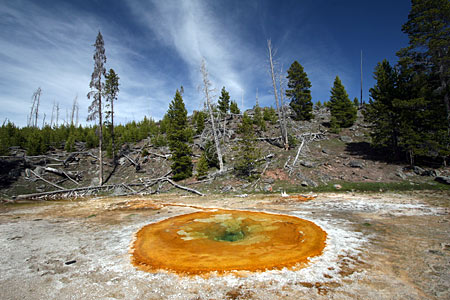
[131,210,327,275]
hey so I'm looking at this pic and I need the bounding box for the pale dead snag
[200,59,224,172]
[267,40,288,150]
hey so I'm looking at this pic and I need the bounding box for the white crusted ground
[0,192,447,299]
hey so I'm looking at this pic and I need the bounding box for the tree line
[1,0,448,185]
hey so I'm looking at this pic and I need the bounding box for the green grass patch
[270,180,450,193]
[87,214,97,218]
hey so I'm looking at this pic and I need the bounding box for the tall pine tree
[167,90,193,181]
[104,68,119,161]
[87,31,106,186]
[364,60,401,156]
[398,0,450,138]
[329,76,357,129]
[286,61,313,121]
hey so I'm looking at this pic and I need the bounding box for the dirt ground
[0,191,449,300]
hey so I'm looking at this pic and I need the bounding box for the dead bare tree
[87,31,107,186]
[70,95,79,126]
[50,101,55,127]
[278,65,289,148]
[28,87,42,127]
[267,40,288,150]
[56,102,60,127]
[200,59,224,172]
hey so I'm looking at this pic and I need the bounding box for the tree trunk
[278,69,289,149]
[267,40,288,150]
[222,114,227,143]
[111,96,115,162]
[440,70,450,141]
[201,60,224,172]
[98,75,103,186]
[206,95,223,172]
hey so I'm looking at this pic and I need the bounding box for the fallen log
[14,184,142,200]
[291,138,306,168]
[27,169,65,190]
[123,153,138,166]
[162,178,205,196]
[15,174,204,200]
[43,167,80,184]
[148,152,171,159]
[63,152,80,167]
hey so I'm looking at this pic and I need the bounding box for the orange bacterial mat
[131,210,327,275]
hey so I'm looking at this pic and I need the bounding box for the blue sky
[0,0,411,127]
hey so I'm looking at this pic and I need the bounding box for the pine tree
[353,97,359,107]
[196,152,209,179]
[104,68,119,161]
[230,100,240,114]
[87,31,106,186]
[234,113,261,179]
[167,90,193,181]
[218,87,230,114]
[263,107,278,124]
[364,60,400,156]
[286,61,313,120]
[218,86,231,142]
[398,0,450,137]
[329,76,357,128]
[253,104,266,131]
[192,111,206,134]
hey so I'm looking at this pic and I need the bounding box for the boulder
[300,179,318,188]
[396,170,407,180]
[300,160,316,168]
[340,136,353,143]
[413,166,426,176]
[435,176,450,185]
[348,160,364,168]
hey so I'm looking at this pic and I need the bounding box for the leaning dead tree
[285,132,326,175]
[28,87,42,128]
[267,40,288,150]
[278,65,289,145]
[70,95,79,127]
[87,31,107,186]
[200,59,224,172]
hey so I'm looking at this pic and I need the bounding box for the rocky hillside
[1,106,449,200]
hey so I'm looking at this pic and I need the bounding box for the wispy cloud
[0,0,171,126]
[126,0,260,109]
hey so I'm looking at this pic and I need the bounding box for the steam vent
[131,210,327,275]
